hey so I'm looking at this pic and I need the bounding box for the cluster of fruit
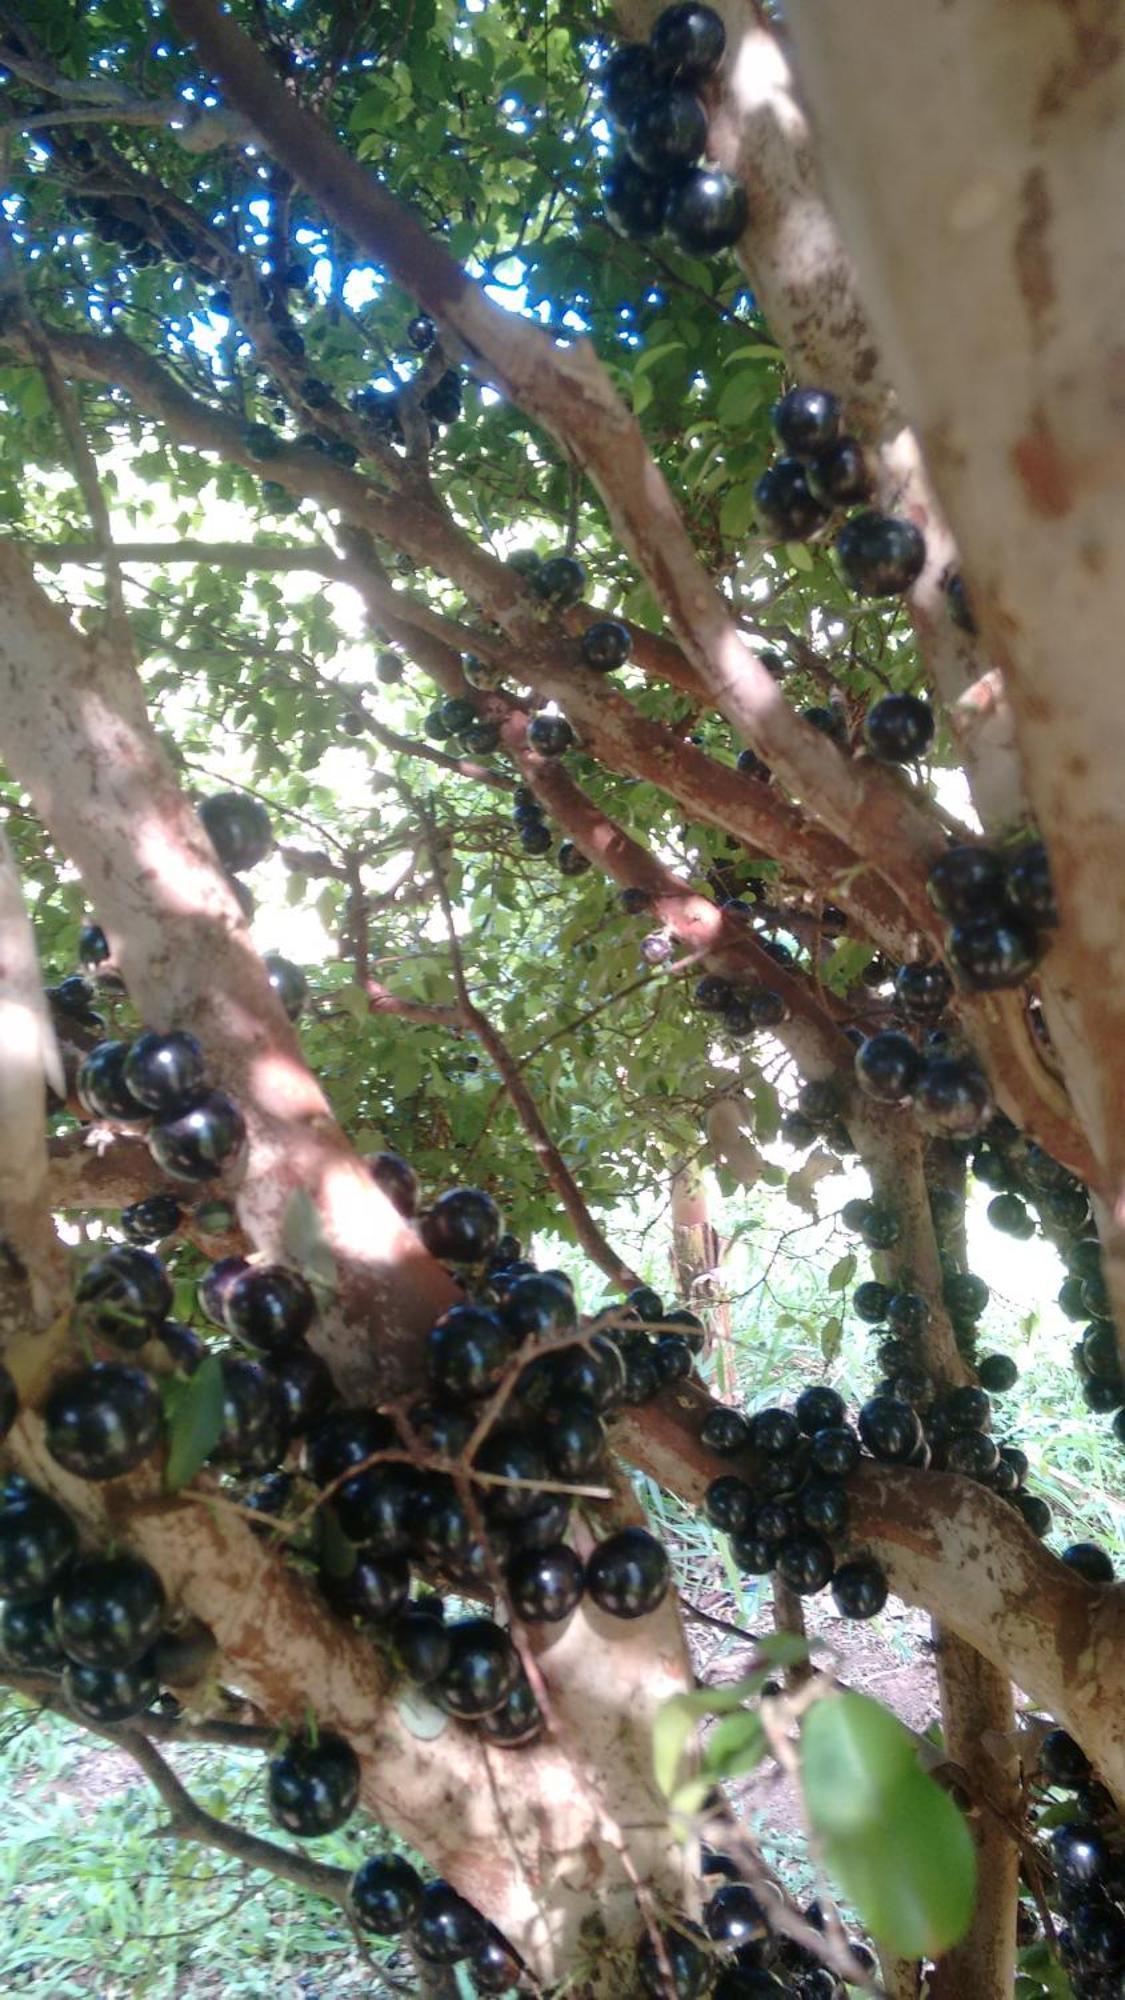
[76,1026,245,1184]
[423,691,502,758]
[927,837,1057,991]
[855,1019,994,1142]
[693,970,790,1041]
[701,1385,887,1617]
[754,389,925,601]
[348,1851,519,1987]
[640,1865,878,1999]
[1033,1726,1125,1998]
[350,364,463,450]
[598,5,749,256]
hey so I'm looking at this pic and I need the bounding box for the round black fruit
[754,458,829,541]
[148,1089,246,1180]
[420,1187,501,1264]
[810,1425,861,1479]
[542,1399,604,1479]
[748,1406,800,1457]
[636,1921,714,1998]
[268,1347,334,1436]
[977,1353,1019,1393]
[198,791,272,873]
[508,1544,585,1623]
[64,1656,157,1723]
[836,511,926,596]
[894,961,952,1023]
[799,1478,849,1540]
[78,921,111,969]
[988,1192,1034,1239]
[0,1596,65,1670]
[1061,1542,1115,1584]
[77,1040,147,1121]
[1040,1728,1092,1788]
[664,167,749,255]
[863,693,934,763]
[914,1058,994,1137]
[706,1881,767,1948]
[772,386,840,460]
[392,1605,452,1684]
[123,1030,206,1115]
[831,1558,888,1620]
[854,1031,923,1103]
[436,1617,520,1717]
[852,1280,890,1324]
[223,1264,315,1350]
[44,1364,162,1481]
[426,1305,512,1400]
[650,3,727,82]
[581,619,632,671]
[120,1194,183,1245]
[701,1407,751,1456]
[775,1530,835,1595]
[1006,841,1057,927]
[53,1554,165,1667]
[807,436,871,506]
[858,1395,922,1462]
[704,1475,756,1535]
[926,845,1006,922]
[351,1853,423,1934]
[413,1880,485,1964]
[949,915,1039,990]
[268,1731,361,1836]
[557,840,591,877]
[527,712,575,757]
[626,86,707,174]
[468,1924,525,1991]
[199,1255,250,1327]
[264,953,309,1021]
[586,1527,670,1619]
[366,1150,419,1218]
[603,155,668,239]
[76,1245,171,1348]
[0,1491,78,1602]
[531,554,586,607]
[208,1355,285,1469]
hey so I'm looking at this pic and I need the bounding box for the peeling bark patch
[1012,406,1074,516]
[1037,1,1122,117]
[1013,167,1055,338]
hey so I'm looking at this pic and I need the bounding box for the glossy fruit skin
[949,914,1040,990]
[64,1655,157,1723]
[45,1364,163,1482]
[602,43,660,124]
[542,1399,604,1479]
[946,1430,1001,1480]
[426,1305,512,1400]
[927,845,1006,922]
[863,692,934,763]
[77,1041,147,1121]
[809,1425,861,1479]
[527,712,575,758]
[1061,1542,1115,1584]
[1041,1728,1093,1787]
[0,1491,78,1602]
[775,1530,835,1595]
[78,921,111,968]
[1017,1491,1052,1536]
[943,1270,990,1321]
[223,1264,315,1350]
[977,1353,1019,1393]
[827,1557,887,1621]
[626,85,707,175]
[323,1553,410,1625]
[304,1407,397,1487]
[701,1407,751,1456]
[263,953,309,1021]
[53,1554,165,1668]
[267,1347,334,1435]
[706,1881,767,1947]
[508,1544,585,1623]
[914,1058,994,1137]
[364,1150,419,1220]
[704,1475,756,1535]
[502,1271,576,1339]
[636,1922,714,1998]
[581,619,632,671]
[837,510,925,596]
[268,1731,361,1836]
[807,435,871,506]
[76,1245,172,1349]
[854,1031,923,1103]
[586,1527,670,1619]
[531,554,586,607]
[413,1880,486,1964]
[472,1427,549,1520]
[120,1194,183,1246]
[747,1407,800,1459]
[603,154,668,238]
[651,2,727,80]
[887,1292,930,1337]
[436,1617,520,1717]
[895,960,953,1023]
[772,386,840,460]
[0,1595,65,1669]
[852,1280,890,1324]
[351,1853,423,1935]
[1051,1822,1112,1893]
[149,1089,246,1181]
[665,166,749,254]
[858,1395,922,1463]
[199,791,272,873]
[392,1605,452,1684]
[469,1924,525,1990]
[1006,840,1057,927]
[420,1187,501,1264]
[798,1478,849,1539]
[988,1191,1035,1239]
[208,1356,285,1470]
[122,1031,206,1116]
[754,458,829,540]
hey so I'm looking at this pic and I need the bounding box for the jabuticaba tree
[0,0,1122,1994]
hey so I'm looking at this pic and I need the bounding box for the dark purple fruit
[665,166,748,254]
[894,961,952,1023]
[798,1478,849,1539]
[858,1395,922,1463]
[199,791,272,873]
[53,1554,165,1667]
[78,921,111,969]
[323,1553,410,1625]
[0,1491,78,1602]
[332,1465,414,1554]
[76,1245,171,1349]
[705,1881,767,1949]
[927,845,1006,923]
[852,1280,890,1324]
[809,1425,861,1479]
[636,1922,714,1998]
[199,1255,250,1327]
[772,386,840,460]
[468,1923,525,1989]
[0,1595,65,1669]
[1061,1542,1114,1584]
[729,1531,776,1575]
[44,1364,162,1481]
[207,1355,285,1468]
[413,1879,486,1964]
[64,1655,157,1722]
[626,87,707,175]
[263,953,309,1021]
[654,1332,695,1382]
[120,1194,183,1245]
[586,1527,669,1619]
[527,713,575,757]
[736,747,771,781]
[854,1030,924,1104]
[426,1305,512,1400]
[557,840,591,877]
[77,1041,146,1121]
[472,1427,549,1520]
[988,1192,1034,1239]
[508,1543,584,1623]
[420,1187,501,1264]
[148,1089,246,1181]
[704,1475,756,1535]
[267,1347,334,1435]
[1016,1491,1052,1535]
[436,1617,520,1717]
[542,1399,604,1479]
[392,1605,452,1683]
[223,1264,315,1350]
[581,619,632,671]
[946,1430,1000,1480]
[943,1271,990,1321]
[701,1407,751,1456]
[949,915,1040,990]
[366,1150,419,1218]
[831,1557,888,1620]
[754,458,829,541]
[509,1492,572,1551]
[1006,841,1057,927]
[807,436,871,506]
[530,555,586,607]
[650,3,727,82]
[502,1271,576,1339]
[304,1408,397,1488]
[603,155,669,238]
[886,1292,930,1337]
[914,1058,994,1137]
[863,693,934,763]
[977,1353,1018,1393]
[122,1030,206,1115]
[1051,1822,1111,1892]
[602,43,661,126]
[268,1731,360,1835]
[351,1852,423,1934]
[837,511,925,596]
[1040,1728,1092,1787]
[775,1530,835,1595]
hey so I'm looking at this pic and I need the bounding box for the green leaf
[820,1313,843,1363]
[653,1639,808,1798]
[717,370,765,428]
[827,1251,857,1293]
[702,1710,767,1780]
[162,1355,225,1493]
[800,1692,977,1957]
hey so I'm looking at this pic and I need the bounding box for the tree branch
[0,824,69,1316]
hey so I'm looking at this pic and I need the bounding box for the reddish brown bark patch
[1011,406,1075,516]
[1013,166,1055,338]
[1037,0,1122,117]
